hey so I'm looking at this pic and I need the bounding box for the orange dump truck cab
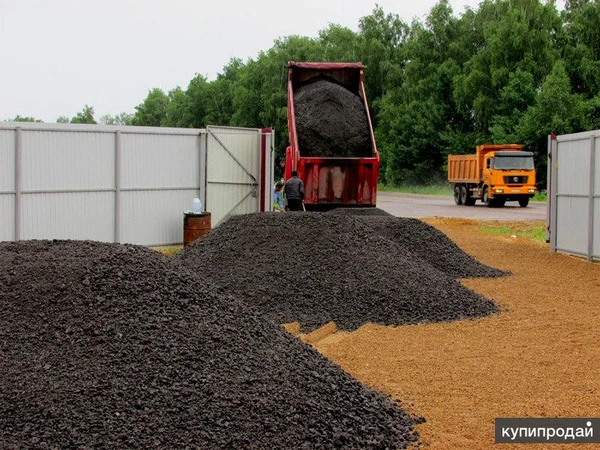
[448,144,537,207]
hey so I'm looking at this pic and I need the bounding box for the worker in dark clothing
[284,170,305,211]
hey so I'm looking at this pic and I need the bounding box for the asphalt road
[377,192,547,221]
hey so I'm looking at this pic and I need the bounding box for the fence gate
[204,126,274,227]
[548,132,599,261]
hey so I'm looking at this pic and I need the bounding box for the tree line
[8,0,600,188]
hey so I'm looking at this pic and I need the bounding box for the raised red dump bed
[285,62,380,209]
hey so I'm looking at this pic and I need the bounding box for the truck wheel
[519,198,529,207]
[463,187,476,206]
[482,187,492,207]
[454,185,463,205]
[460,186,468,205]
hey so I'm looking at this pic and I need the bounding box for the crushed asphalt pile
[328,208,507,277]
[174,213,501,332]
[294,78,372,157]
[0,240,419,449]
[340,214,509,279]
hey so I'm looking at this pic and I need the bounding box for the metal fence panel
[0,129,15,192]
[0,129,15,241]
[0,196,15,241]
[21,192,115,241]
[556,139,590,196]
[120,133,200,189]
[555,197,589,255]
[21,130,114,191]
[596,138,600,193]
[550,132,598,261]
[120,190,193,246]
[555,138,590,256]
[595,199,600,258]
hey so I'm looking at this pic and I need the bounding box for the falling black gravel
[0,240,419,449]
[294,79,372,157]
[174,213,500,332]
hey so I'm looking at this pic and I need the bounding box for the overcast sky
[2,0,487,122]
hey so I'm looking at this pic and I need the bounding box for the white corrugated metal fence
[548,131,599,261]
[0,122,274,246]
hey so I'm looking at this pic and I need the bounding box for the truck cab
[482,151,536,207]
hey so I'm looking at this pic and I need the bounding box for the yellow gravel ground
[314,218,600,450]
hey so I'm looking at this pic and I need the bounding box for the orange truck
[448,144,536,207]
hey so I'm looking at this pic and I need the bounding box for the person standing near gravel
[273,181,285,212]
[284,170,305,211]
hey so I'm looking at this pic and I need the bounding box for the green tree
[584,93,600,129]
[318,24,362,62]
[185,75,211,128]
[231,35,322,158]
[56,116,70,123]
[71,105,97,124]
[489,69,536,142]
[7,115,43,122]
[131,88,169,126]
[377,0,475,184]
[517,60,586,186]
[162,87,191,128]
[453,0,562,140]
[99,112,133,126]
[203,58,243,126]
[358,6,408,113]
[562,0,600,98]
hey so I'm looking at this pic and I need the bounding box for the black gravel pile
[174,213,500,332]
[0,240,419,449]
[294,79,372,157]
[346,215,509,278]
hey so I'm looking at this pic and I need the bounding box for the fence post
[200,131,208,210]
[114,131,121,243]
[546,134,553,244]
[588,136,596,262]
[549,135,558,253]
[14,127,22,241]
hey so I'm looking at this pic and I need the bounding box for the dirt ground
[313,218,600,449]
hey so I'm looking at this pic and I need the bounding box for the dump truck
[284,61,379,210]
[448,144,536,207]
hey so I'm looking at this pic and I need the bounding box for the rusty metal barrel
[183,212,211,246]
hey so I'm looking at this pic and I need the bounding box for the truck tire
[519,198,529,207]
[463,187,476,206]
[482,187,492,207]
[460,186,468,205]
[454,185,463,205]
